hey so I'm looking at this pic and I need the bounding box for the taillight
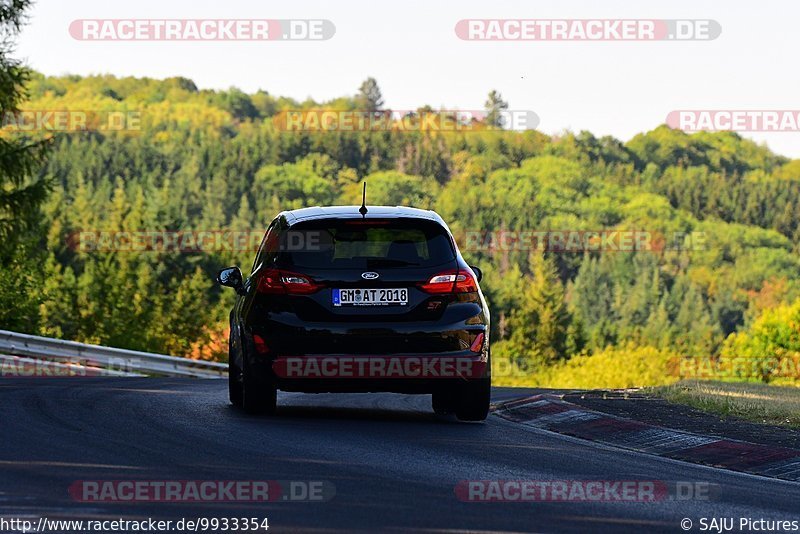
[253,334,270,354]
[420,270,478,294]
[455,271,479,293]
[257,269,321,295]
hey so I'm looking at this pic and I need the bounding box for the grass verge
[649,381,800,429]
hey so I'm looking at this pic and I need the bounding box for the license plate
[332,288,408,307]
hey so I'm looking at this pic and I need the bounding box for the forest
[3,72,800,387]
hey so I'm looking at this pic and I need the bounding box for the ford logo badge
[361,272,379,280]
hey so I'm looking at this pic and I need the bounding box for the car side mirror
[216,266,244,294]
[469,265,483,283]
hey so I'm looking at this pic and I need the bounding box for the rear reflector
[469,332,485,353]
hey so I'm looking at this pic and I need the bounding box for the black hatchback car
[216,205,490,421]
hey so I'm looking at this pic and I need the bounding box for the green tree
[640,299,672,349]
[671,275,720,355]
[343,170,439,208]
[356,77,384,110]
[219,87,258,120]
[722,298,800,383]
[507,253,570,369]
[571,254,617,350]
[0,0,49,256]
[0,0,50,331]
[484,90,509,128]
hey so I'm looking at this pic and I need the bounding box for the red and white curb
[495,395,800,482]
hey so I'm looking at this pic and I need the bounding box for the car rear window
[277,218,456,270]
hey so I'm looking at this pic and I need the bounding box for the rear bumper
[242,304,489,393]
[248,308,487,355]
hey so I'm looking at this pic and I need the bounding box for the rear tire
[228,336,243,407]
[455,378,490,421]
[432,390,455,415]
[241,370,277,415]
[240,344,277,415]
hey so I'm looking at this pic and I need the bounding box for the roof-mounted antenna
[359,182,368,217]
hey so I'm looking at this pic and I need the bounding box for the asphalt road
[1,378,799,533]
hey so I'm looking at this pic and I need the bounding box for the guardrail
[0,330,227,378]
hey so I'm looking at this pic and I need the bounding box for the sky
[15,0,800,158]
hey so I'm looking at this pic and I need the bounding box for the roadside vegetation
[650,381,800,428]
[1,11,800,390]
[493,344,682,389]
